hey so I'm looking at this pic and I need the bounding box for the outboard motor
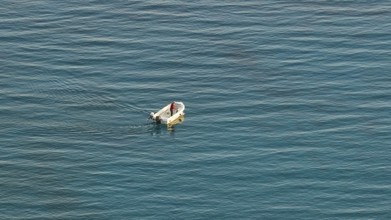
[149,112,155,120]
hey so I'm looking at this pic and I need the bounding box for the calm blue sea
[1,1,391,219]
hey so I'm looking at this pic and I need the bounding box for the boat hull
[150,102,185,126]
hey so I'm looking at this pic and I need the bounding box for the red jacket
[170,102,175,113]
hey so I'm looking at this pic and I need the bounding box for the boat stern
[149,112,156,120]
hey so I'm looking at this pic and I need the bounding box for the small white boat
[150,102,185,126]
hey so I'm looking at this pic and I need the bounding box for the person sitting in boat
[155,116,167,125]
[155,116,161,124]
[170,102,175,116]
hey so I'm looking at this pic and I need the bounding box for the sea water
[1,1,391,219]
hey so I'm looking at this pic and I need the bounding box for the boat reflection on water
[150,114,185,135]
[167,114,185,131]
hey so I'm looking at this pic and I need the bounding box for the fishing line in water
[29,73,153,116]
[121,103,151,114]
[24,74,159,134]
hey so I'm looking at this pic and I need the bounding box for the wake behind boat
[150,101,185,126]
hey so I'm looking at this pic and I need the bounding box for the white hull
[150,102,185,126]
